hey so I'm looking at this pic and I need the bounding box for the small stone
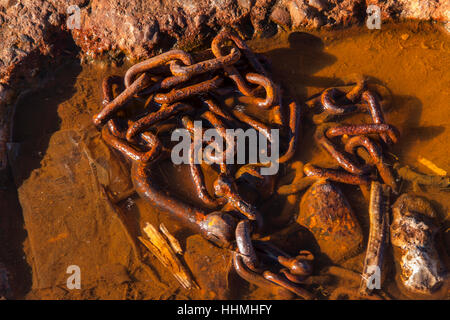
[144,23,160,45]
[270,5,291,29]
[0,0,17,9]
[194,14,207,28]
[298,180,363,263]
[421,41,430,49]
[401,33,410,41]
[308,0,327,11]
[390,194,446,297]
[288,0,309,28]
[166,14,174,27]
[312,15,323,28]
[238,0,252,10]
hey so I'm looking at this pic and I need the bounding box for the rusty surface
[1,19,449,300]
[320,87,357,115]
[304,163,370,186]
[315,123,370,175]
[298,180,364,263]
[345,135,398,193]
[362,90,393,145]
[154,76,224,104]
[390,194,448,298]
[359,181,390,297]
[91,30,319,298]
[326,123,400,144]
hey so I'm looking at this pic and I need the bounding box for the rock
[444,22,450,34]
[270,3,292,29]
[238,0,252,11]
[288,0,310,28]
[1,0,448,88]
[308,0,327,11]
[298,180,363,263]
[366,0,449,22]
[325,0,365,26]
[250,0,277,35]
[73,0,252,60]
[390,194,447,298]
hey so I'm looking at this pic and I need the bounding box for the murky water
[5,22,449,299]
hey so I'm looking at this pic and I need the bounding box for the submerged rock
[298,180,363,263]
[288,0,310,28]
[270,2,292,29]
[390,194,447,297]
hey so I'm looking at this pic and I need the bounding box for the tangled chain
[93,28,314,299]
[94,27,401,299]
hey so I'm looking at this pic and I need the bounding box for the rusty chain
[93,27,401,299]
[93,28,310,298]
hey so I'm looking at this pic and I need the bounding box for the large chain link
[93,28,309,298]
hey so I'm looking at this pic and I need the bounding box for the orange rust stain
[47,232,69,243]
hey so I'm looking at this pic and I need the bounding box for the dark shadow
[158,32,178,53]
[10,56,81,187]
[393,94,423,131]
[227,265,250,299]
[270,223,322,257]
[0,169,31,299]
[389,94,445,158]
[262,32,338,101]
[1,33,81,298]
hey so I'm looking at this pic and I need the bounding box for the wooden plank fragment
[140,223,198,290]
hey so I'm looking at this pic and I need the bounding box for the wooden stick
[140,223,199,290]
[159,223,183,255]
